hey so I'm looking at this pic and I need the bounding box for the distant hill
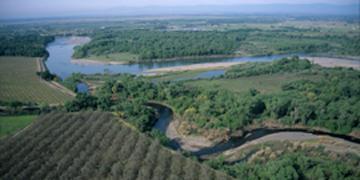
[104,4,359,16]
[1,3,358,20]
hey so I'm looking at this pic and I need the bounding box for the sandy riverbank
[166,118,216,152]
[146,61,245,74]
[305,57,360,69]
[218,132,360,162]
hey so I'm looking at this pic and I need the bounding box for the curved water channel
[45,36,360,158]
[151,103,360,157]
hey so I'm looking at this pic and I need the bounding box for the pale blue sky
[0,0,358,18]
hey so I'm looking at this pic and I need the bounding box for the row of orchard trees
[0,112,232,180]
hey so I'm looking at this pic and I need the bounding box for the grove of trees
[73,30,250,60]
[0,33,54,57]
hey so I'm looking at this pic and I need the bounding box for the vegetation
[0,33,53,57]
[224,56,313,78]
[36,70,56,81]
[0,115,36,137]
[71,57,359,139]
[85,52,139,63]
[185,73,321,94]
[0,112,232,180]
[73,30,250,60]
[72,20,360,62]
[0,57,73,104]
[207,141,360,180]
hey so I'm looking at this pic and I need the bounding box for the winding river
[46,36,293,80]
[45,36,360,158]
[151,103,360,158]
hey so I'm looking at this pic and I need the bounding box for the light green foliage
[0,115,36,137]
[208,152,360,180]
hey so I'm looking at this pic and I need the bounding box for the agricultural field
[0,115,36,138]
[0,57,73,104]
[0,112,232,180]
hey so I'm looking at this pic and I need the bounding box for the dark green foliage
[0,112,230,180]
[0,34,54,57]
[207,153,360,180]
[36,70,56,81]
[64,94,98,112]
[73,30,249,60]
[225,56,313,78]
[63,73,83,92]
[270,68,360,133]
[149,129,171,146]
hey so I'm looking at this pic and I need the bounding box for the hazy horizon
[0,0,359,19]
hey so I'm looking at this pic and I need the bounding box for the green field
[0,115,36,137]
[0,57,73,104]
[148,70,209,82]
[185,73,320,94]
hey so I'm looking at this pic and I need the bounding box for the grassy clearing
[0,56,73,104]
[148,70,209,82]
[86,52,139,63]
[185,73,321,94]
[0,115,36,137]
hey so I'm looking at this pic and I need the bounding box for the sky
[0,0,359,19]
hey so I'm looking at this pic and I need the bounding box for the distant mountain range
[103,4,359,16]
[1,3,359,20]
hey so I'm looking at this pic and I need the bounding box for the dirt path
[305,57,360,69]
[36,58,76,97]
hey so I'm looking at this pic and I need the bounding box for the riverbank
[151,102,360,157]
[216,132,360,163]
[37,58,76,97]
[145,62,245,75]
[305,56,360,69]
[145,56,360,76]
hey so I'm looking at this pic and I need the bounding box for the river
[150,103,360,158]
[45,36,293,80]
[45,36,359,158]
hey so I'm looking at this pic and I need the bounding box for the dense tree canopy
[0,33,53,57]
[73,30,250,60]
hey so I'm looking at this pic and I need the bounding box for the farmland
[0,115,36,138]
[0,112,232,180]
[0,57,73,104]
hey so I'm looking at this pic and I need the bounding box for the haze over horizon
[0,0,359,19]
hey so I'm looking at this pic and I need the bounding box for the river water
[150,103,360,157]
[45,36,360,157]
[45,36,293,80]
